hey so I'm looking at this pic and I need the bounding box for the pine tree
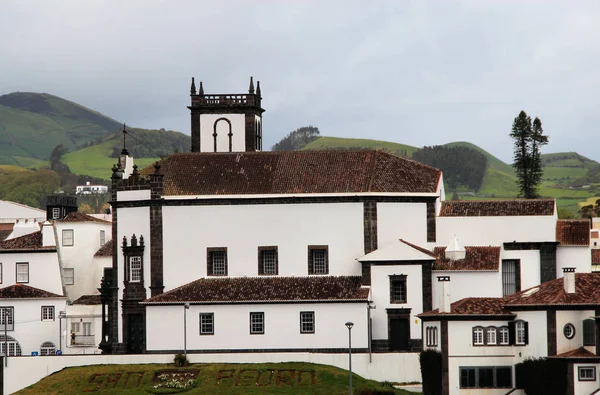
[510,111,549,198]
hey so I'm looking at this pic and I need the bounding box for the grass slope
[15,362,414,395]
[303,136,419,157]
[0,92,121,160]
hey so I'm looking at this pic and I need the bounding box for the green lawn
[15,362,415,395]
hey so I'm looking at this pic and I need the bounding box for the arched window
[486,327,497,345]
[515,320,528,345]
[473,327,484,345]
[40,341,56,356]
[499,326,510,345]
[213,118,233,152]
[425,326,438,347]
[0,335,22,356]
[583,319,595,346]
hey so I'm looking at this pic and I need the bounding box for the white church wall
[0,251,63,295]
[377,202,427,246]
[200,114,246,152]
[431,271,501,309]
[556,247,591,275]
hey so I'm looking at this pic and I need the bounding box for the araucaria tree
[510,111,549,198]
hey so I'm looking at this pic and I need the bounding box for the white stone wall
[0,251,63,295]
[573,362,600,394]
[556,246,592,275]
[377,202,428,246]
[447,355,516,395]
[64,304,103,355]
[431,272,501,308]
[199,114,246,152]
[556,309,594,355]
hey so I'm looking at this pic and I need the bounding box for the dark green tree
[271,126,320,151]
[510,111,549,198]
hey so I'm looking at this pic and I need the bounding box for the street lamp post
[58,311,67,353]
[183,303,190,358]
[345,321,354,395]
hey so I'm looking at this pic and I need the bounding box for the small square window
[199,313,214,335]
[258,247,278,275]
[62,229,74,246]
[208,248,227,276]
[300,311,315,334]
[308,246,328,275]
[16,263,28,283]
[389,275,407,303]
[129,256,142,282]
[63,268,74,285]
[41,306,54,321]
[579,366,597,381]
[71,322,80,333]
[250,312,264,334]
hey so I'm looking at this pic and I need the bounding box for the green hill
[0,92,121,161]
[303,136,418,157]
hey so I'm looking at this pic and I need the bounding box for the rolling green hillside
[303,136,418,157]
[0,92,121,160]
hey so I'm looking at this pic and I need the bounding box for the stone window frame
[51,207,61,220]
[308,245,329,275]
[258,246,278,275]
[425,326,438,347]
[207,247,228,276]
[300,311,315,334]
[62,229,74,247]
[579,366,597,382]
[250,312,264,335]
[128,256,142,282]
[389,275,407,304]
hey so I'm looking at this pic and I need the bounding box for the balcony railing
[71,335,95,346]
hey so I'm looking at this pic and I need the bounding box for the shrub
[419,350,442,395]
[515,357,567,394]
[173,353,189,367]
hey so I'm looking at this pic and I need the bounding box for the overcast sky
[2,1,599,162]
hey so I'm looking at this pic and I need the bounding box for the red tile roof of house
[72,294,101,305]
[142,150,442,196]
[433,246,501,271]
[94,239,113,257]
[62,212,111,224]
[592,250,600,265]
[550,347,598,359]
[142,276,369,304]
[0,231,54,251]
[556,219,590,246]
[504,273,600,307]
[0,284,63,299]
[419,297,513,317]
[439,199,555,217]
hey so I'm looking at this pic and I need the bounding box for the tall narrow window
[583,319,596,346]
[389,275,407,303]
[514,320,528,345]
[100,230,106,246]
[62,229,74,246]
[83,322,92,336]
[0,262,3,284]
[16,263,28,283]
[258,247,278,275]
[300,311,315,334]
[486,327,497,345]
[499,326,510,345]
[207,248,228,276]
[250,312,264,334]
[308,246,329,274]
[0,307,14,331]
[473,327,484,345]
[502,260,520,296]
[63,268,74,285]
[129,256,142,282]
[52,208,61,219]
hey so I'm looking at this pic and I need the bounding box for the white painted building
[75,182,108,195]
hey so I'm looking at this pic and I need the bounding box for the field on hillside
[15,362,414,395]
[303,136,418,157]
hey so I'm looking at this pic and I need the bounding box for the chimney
[42,221,55,247]
[438,276,451,313]
[563,267,576,294]
[445,235,466,261]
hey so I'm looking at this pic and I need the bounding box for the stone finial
[153,161,161,173]
[139,235,144,246]
[131,234,138,247]
[132,164,139,178]
[249,76,255,94]
[122,236,128,248]
[256,81,261,98]
[190,77,197,95]
[198,81,204,95]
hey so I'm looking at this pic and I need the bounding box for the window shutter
[258,251,264,275]
[508,321,516,345]
[308,250,314,274]
[523,321,529,345]
[224,253,228,276]
[207,252,213,276]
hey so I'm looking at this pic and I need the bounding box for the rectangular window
[41,306,55,321]
[499,326,510,345]
[515,321,528,345]
[459,366,512,388]
[486,327,497,345]
[71,322,80,333]
[16,263,28,283]
[63,268,74,285]
[583,319,596,346]
[52,207,61,219]
[0,307,14,331]
[100,230,106,246]
[83,322,92,336]
[579,366,597,381]
[129,256,141,282]
[62,229,74,246]
[300,311,315,334]
[308,246,329,275]
[207,248,227,276]
[258,247,278,275]
[389,275,407,303]
[199,313,214,335]
[473,327,484,345]
[502,259,520,296]
[250,312,264,334]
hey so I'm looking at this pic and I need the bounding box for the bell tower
[188,77,265,153]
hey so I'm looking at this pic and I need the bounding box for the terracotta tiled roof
[94,239,113,257]
[504,273,600,306]
[142,276,369,304]
[556,219,590,246]
[72,294,101,305]
[142,150,442,196]
[433,246,501,271]
[62,212,110,224]
[0,231,54,250]
[592,250,600,265]
[419,297,512,317]
[550,347,598,359]
[439,199,555,217]
[0,284,63,299]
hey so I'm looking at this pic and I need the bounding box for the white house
[76,182,108,195]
